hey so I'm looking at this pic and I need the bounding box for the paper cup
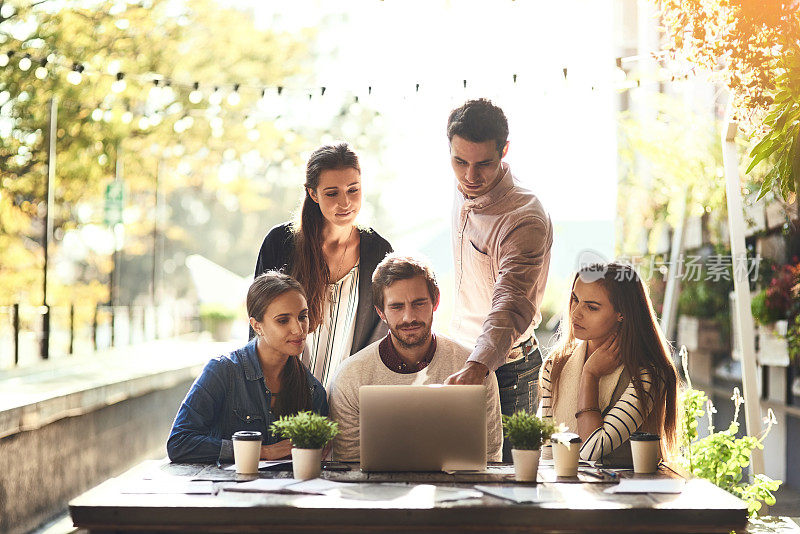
[551,432,582,477]
[630,432,660,473]
[232,431,262,474]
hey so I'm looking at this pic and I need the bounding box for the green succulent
[270,411,339,450]
[501,411,556,451]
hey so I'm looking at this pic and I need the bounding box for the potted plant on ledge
[199,303,238,341]
[751,259,800,367]
[271,411,339,480]
[502,411,556,482]
[676,271,732,355]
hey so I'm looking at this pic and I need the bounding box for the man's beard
[391,320,432,349]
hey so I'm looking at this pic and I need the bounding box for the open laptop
[359,384,487,472]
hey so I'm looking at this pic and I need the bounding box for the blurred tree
[657,0,800,201]
[0,0,315,309]
[617,93,725,255]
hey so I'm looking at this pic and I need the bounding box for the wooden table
[69,459,748,533]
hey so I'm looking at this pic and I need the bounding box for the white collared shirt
[451,163,553,371]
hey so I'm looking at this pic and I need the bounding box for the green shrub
[199,303,238,321]
[679,347,781,517]
[751,290,784,325]
[270,411,339,449]
[501,411,556,451]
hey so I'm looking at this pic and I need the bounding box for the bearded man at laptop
[328,253,502,462]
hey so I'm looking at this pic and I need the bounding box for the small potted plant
[502,411,556,482]
[676,273,732,354]
[270,411,339,480]
[199,303,238,341]
[751,259,800,367]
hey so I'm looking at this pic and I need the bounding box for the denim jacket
[167,338,328,463]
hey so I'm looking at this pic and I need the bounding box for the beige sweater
[328,334,503,462]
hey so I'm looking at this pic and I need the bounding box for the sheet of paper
[604,478,685,494]
[120,480,216,494]
[474,484,561,503]
[287,478,351,494]
[330,483,481,503]
[223,478,299,493]
[223,460,292,471]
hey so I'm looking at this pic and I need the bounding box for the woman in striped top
[538,263,678,463]
[254,143,392,389]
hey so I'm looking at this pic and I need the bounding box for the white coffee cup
[232,431,262,474]
[630,432,661,473]
[551,432,582,477]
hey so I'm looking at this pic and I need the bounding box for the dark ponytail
[274,355,313,416]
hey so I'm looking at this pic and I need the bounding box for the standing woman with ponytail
[254,143,393,389]
[538,263,679,465]
[167,272,327,463]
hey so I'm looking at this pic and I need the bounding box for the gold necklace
[328,226,354,309]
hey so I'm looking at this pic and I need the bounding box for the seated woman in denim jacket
[167,272,328,463]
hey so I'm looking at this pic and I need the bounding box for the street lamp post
[40,96,57,360]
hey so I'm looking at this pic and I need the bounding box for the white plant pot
[511,448,540,482]
[758,320,790,367]
[291,448,322,480]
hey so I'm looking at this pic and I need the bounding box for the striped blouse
[305,263,359,390]
[539,357,655,461]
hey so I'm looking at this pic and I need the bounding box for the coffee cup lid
[232,430,262,441]
[552,432,582,444]
[630,431,659,441]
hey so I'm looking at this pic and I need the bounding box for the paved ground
[773,484,800,521]
[0,334,236,414]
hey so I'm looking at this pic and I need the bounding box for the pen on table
[598,469,618,479]
[579,469,605,480]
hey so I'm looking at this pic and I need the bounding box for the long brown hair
[247,272,313,417]
[290,142,361,331]
[542,263,679,456]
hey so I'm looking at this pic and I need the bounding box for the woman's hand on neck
[585,331,615,358]
[582,331,621,380]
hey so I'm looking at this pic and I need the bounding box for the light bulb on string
[91,108,103,121]
[208,87,222,106]
[148,79,162,101]
[0,52,11,67]
[257,88,271,111]
[189,82,202,104]
[209,87,222,106]
[227,84,240,106]
[67,64,83,85]
[34,59,48,80]
[121,111,133,124]
[18,54,31,71]
[112,73,127,93]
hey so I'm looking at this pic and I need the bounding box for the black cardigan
[253,222,393,355]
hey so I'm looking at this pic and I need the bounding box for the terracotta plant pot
[511,448,541,482]
[291,448,322,480]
